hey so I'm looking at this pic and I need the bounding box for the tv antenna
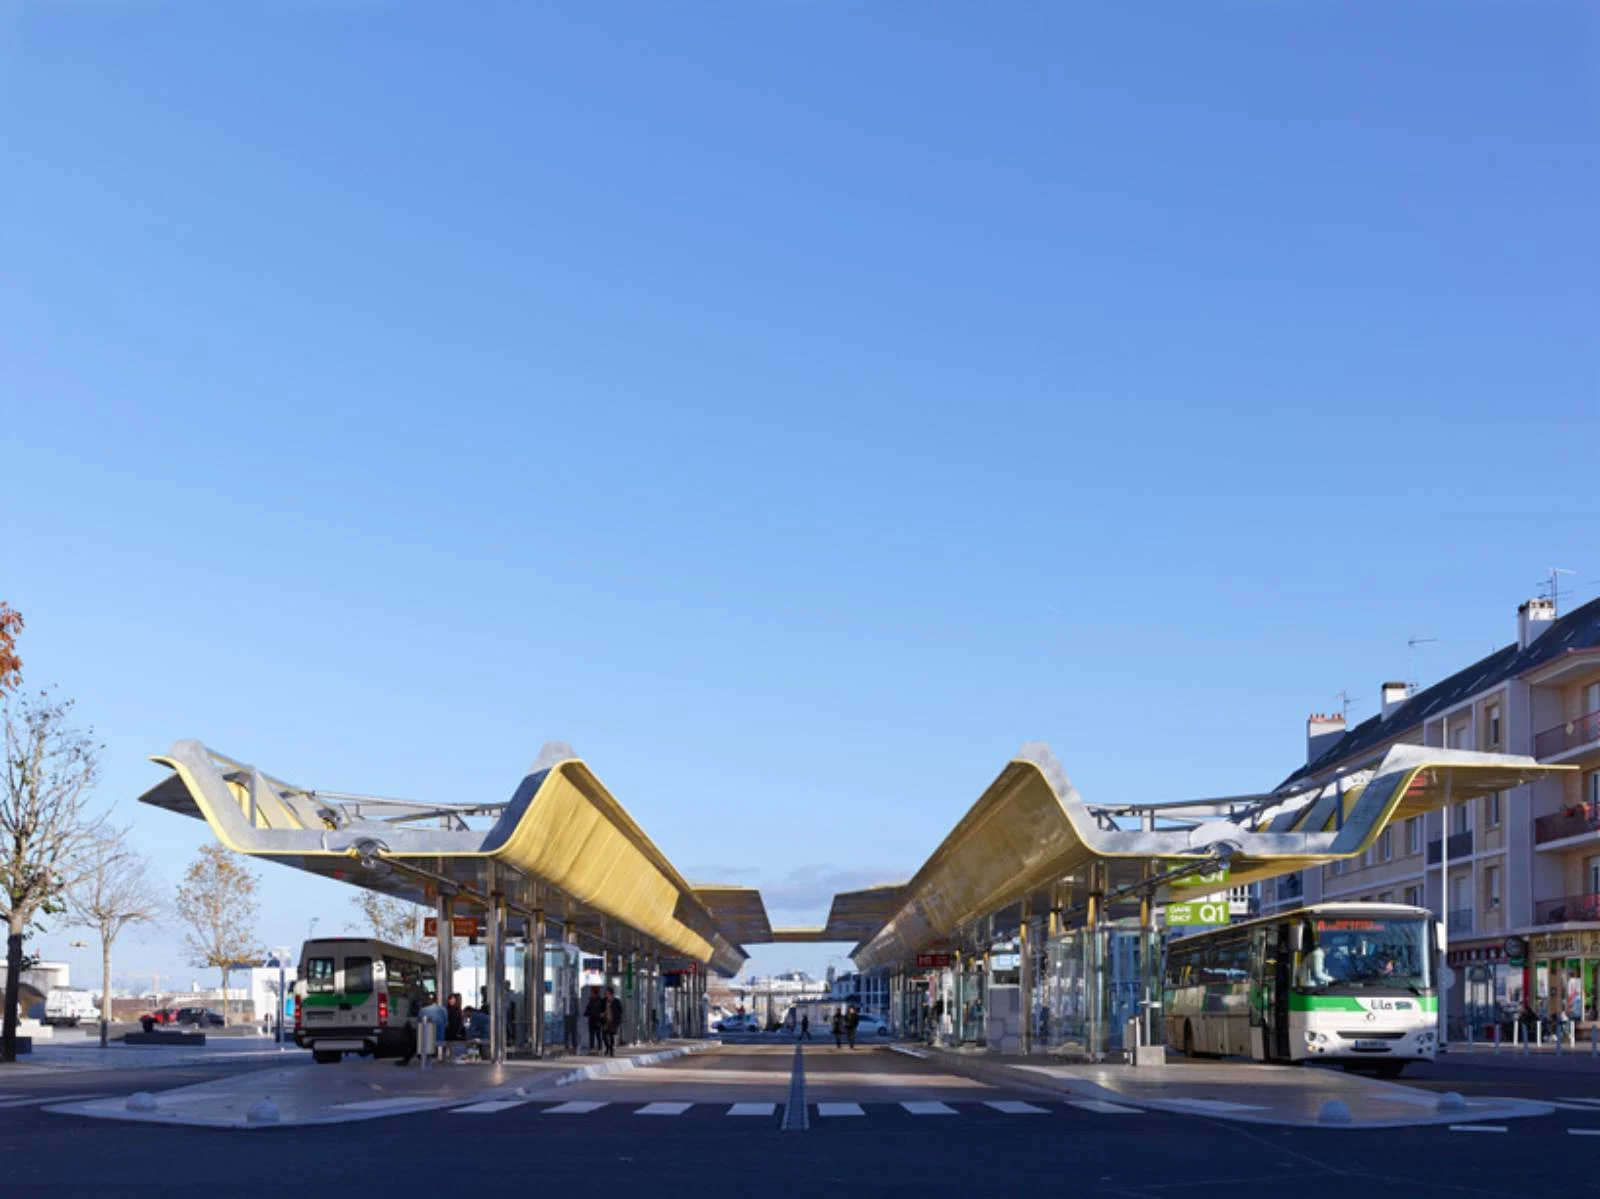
[1334,689,1361,720]
[1540,567,1575,614]
[1406,636,1436,691]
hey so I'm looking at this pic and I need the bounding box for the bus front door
[1266,925,1292,1060]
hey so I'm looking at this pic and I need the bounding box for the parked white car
[714,1013,764,1034]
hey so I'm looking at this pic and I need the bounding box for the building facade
[1263,595,1600,1035]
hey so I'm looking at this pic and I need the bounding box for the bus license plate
[1354,1040,1389,1050]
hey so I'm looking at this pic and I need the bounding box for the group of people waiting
[582,985,625,1057]
[403,987,513,1063]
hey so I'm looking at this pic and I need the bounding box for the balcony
[1535,893,1600,925]
[1533,708,1600,759]
[1534,804,1600,847]
[1426,831,1473,866]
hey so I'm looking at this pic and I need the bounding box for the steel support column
[436,892,455,1007]
[531,908,546,1058]
[486,864,506,1065]
[1019,898,1033,1055]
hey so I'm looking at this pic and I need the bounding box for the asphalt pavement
[3,1045,1600,1197]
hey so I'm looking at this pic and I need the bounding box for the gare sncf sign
[916,953,952,969]
[1165,901,1230,927]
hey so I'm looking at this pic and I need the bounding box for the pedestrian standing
[602,986,623,1058]
[584,986,605,1055]
[800,1013,811,1041]
[845,1005,860,1049]
[832,1009,843,1048]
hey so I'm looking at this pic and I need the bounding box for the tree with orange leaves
[0,604,20,692]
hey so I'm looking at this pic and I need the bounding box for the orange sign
[423,916,479,938]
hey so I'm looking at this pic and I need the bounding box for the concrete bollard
[1437,1091,1468,1114]
[125,1092,158,1113]
[246,1099,279,1124]
[1318,1100,1352,1125]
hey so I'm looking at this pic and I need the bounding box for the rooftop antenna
[1334,689,1361,720]
[1406,635,1436,693]
[1541,567,1575,615]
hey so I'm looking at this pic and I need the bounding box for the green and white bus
[1164,902,1438,1076]
[295,937,436,1064]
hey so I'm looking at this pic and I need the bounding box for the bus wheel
[1182,1022,1196,1058]
[313,1050,342,1065]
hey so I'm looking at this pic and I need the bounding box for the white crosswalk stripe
[543,1101,608,1114]
[1557,1097,1600,1107]
[901,1101,958,1115]
[1067,1099,1142,1114]
[816,1102,865,1117]
[727,1103,776,1117]
[635,1102,691,1116]
[452,1100,531,1114]
[1568,1129,1600,1136]
[984,1101,1049,1114]
[0,1094,109,1109]
[1449,1125,1508,1133]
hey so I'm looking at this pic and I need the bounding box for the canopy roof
[139,740,749,975]
[843,742,1568,972]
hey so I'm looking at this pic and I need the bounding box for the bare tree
[349,890,456,965]
[67,827,162,1046]
[175,844,260,1027]
[1,688,103,1062]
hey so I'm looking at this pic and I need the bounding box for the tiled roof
[1279,595,1600,790]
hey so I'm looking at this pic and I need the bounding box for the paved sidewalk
[47,1040,715,1129]
[905,1046,1554,1129]
[3,1039,312,1074]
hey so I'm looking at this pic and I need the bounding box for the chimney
[1380,681,1411,721]
[1518,597,1556,650]
[1306,712,1346,765]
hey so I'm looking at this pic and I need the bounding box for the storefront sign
[1504,936,1527,966]
[1529,931,1600,959]
[916,953,952,969]
[1166,901,1230,926]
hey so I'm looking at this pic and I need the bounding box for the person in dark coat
[602,986,623,1058]
[584,987,606,1055]
[845,1005,860,1049]
[831,1009,844,1048]
[445,992,466,1042]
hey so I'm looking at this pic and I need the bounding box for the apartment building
[1262,595,1600,1034]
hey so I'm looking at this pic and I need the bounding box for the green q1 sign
[1166,901,1231,926]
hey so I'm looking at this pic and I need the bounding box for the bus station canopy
[138,739,749,976]
[826,742,1568,973]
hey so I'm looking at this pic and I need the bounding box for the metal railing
[1534,708,1600,759]
[1533,805,1600,846]
[1534,892,1600,924]
[1446,908,1474,934]
[1425,831,1473,866]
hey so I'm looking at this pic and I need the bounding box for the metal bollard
[1557,1022,1564,1056]
[1591,1024,1597,1057]
[418,1019,436,1070]
[1466,1022,1474,1050]
[1493,1023,1501,1054]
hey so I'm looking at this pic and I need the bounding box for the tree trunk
[100,939,112,1049]
[219,964,228,1027]
[2,927,23,1063]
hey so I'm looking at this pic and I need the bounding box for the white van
[43,988,100,1027]
[294,937,435,1064]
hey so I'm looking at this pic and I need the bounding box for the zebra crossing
[0,1093,111,1110]
[448,1097,1146,1119]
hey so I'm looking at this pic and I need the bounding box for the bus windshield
[1297,916,1431,992]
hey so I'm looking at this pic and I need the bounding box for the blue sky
[3,2,1597,990]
